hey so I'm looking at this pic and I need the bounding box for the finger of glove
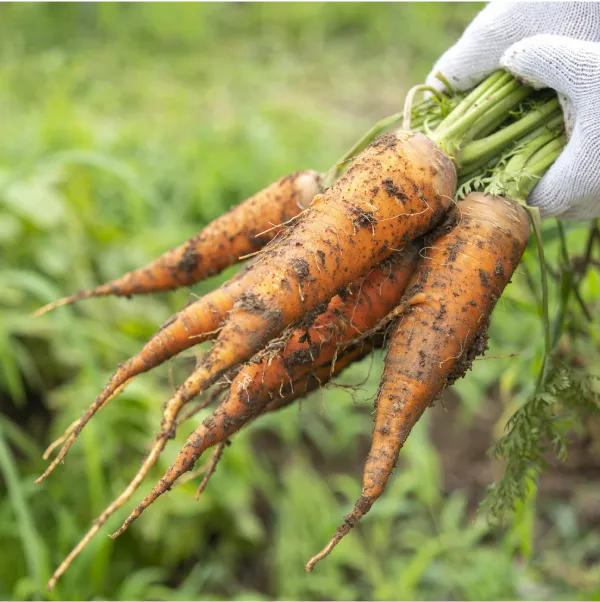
[528,123,600,220]
[427,2,600,93]
[501,35,600,219]
[501,35,600,101]
[426,3,528,92]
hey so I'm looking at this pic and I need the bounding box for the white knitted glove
[426,3,600,220]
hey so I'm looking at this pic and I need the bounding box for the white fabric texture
[427,2,600,93]
[426,2,600,219]
[502,36,600,219]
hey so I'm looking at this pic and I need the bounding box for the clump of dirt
[445,324,490,388]
[381,177,408,203]
[177,245,199,274]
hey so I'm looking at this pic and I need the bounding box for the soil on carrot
[177,245,200,275]
[446,325,490,388]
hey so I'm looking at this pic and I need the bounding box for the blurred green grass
[1,4,599,601]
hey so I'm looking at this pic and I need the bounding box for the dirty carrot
[306,192,531,570]
[43,71,566,589]
[33,170,322,316]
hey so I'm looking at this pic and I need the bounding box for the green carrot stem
[468,111,511,141]
[431,71,456,96]
[526,136,564,168]
[528,206,552,390]
[460,115,563,181]
[434,71,509,132]
[430,79,529,156]
[402,85,445,130]
[498,136,565,201]
[465,88,536,141]
[505,113,564,151]
[457,98,560,168]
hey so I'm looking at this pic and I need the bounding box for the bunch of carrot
[35,70,566,590]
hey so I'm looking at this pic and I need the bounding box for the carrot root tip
[32,295,79,317]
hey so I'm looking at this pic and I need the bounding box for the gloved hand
[426,2,600,220]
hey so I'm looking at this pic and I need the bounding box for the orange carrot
[305,192,531,570]
[33,170,322,316]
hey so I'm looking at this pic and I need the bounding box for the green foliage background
[1,4,599,601]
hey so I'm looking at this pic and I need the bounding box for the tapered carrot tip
[46,442,166,590]
[35,432,76,484]
[111,455,185,538]
[111,501,147,538]
[32,295,79,317]
[305,524,351,572]
[36,377,134,484]
[195,442,225,501]
[42,418,79,460]
[306,493,371,571]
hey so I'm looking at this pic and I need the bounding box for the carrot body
[306,192,531,570]
[110,246,420,524]
[34,170,322,315]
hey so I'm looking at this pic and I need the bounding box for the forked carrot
[305,192,531,570]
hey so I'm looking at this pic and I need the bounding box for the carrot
[107,246,420,532]
[44,71,565,590]
[227,243,421,421]
[305,192,531,570]
[33,170,322,316]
